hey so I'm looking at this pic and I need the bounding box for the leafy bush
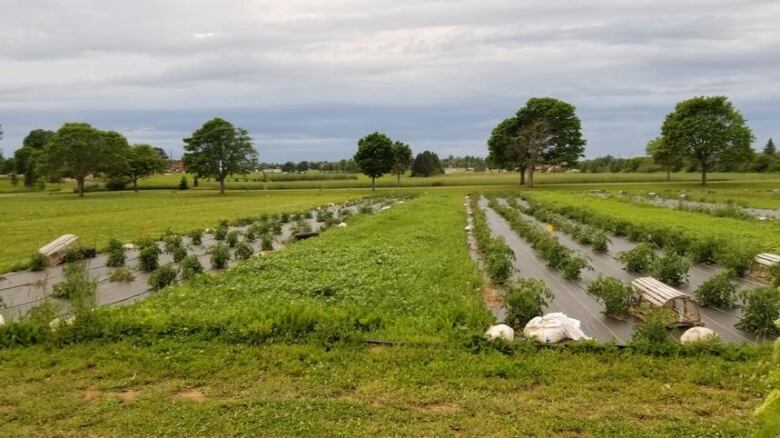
[359,205,373,214]
[244,228,257,242]
[736,287,780,337]
[180,255,204,281]
[148,263,178,291]
[694,270,737,308]
[651,251,690,286]
[61,246,85,264]
[503,278,553,330]
[29,252,48,271]
[562,256,589,281]
[484,238,514,285]
[261,234,274,251]
[172,245,188,263]
[291,218,313,235]
[716,244,755,277]
[164,234,183,253]
[210,243,230,269]
[618,243,656,273]
[188,229,203,246]
[108,267,135,282]
[630,306,678,354]
[52,262,97,312]
[591,231,609,253]
[234,241,253,260]
[213,225,228,241]
[178,176,189,190]
[106,238,125,267]
[139,245,160,272]
[587,275,633,319]
[225,230,240,248]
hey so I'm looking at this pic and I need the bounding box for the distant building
[168,160,185,173]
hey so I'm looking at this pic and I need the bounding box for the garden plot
[478,196,634,343]
[503,197,759,343]
[0,198,399,323]
[617,193,780,220]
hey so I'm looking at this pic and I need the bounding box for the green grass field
[0,191,774,435]
[0,190,369,272]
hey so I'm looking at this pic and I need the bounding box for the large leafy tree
[645,136,684,181]
[487,117,530,184]
[514,120,555,187]
[43,123,130,196]
[411,151,443,177]
[390,141,413,186]
[183,118,258,195]
[660,96,754,185]
[23,129,55,149]
[353,132,394,191]
[12,129,56,187]
[125,144,168,192]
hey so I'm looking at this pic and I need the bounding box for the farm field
[0,191,774,435]
[0,190,369,273]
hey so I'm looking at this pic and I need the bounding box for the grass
[0,190,368,273]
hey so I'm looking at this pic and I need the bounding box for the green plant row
[487,196,590,281]
[468,196,514,285]
[517,196,609,252]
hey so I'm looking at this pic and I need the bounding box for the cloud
[1,0,778,160]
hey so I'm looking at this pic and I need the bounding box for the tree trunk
[77,178,85,197]
[666,170,671,181]
[133,178,139,192]
[219,178,225,194]
[519,167,526,185]
[397,172,401,187]
[701,168,707,186]
[371,176,376,191]
[528,167,535,188]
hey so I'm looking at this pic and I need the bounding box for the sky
[1,0,778,162]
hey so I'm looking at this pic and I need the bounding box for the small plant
[108,267,135,282]
[503,278,553,330]
[172,245,188,263]
[164,234,183,253]
[225,230,240,248]
[261,234,274,251]
[244,228,257,242]
[736,287,780,337]
[291,218,313,235]
[694,270,737,308]
[106,238,125,267]
[29,252,48,271]
[359,205,374,214]
[651,251,690,286]
[139,245,160,272]
[587,276,633,319]
[210,243,230,269]
[769,263,780,287]
[51,262,97,312]
[188,229,204,246]
[148,263,178,291]
[234,241,254,260]
[213,225,228,241]
[591,231,609,253]
[618,243,656,273]
[180,255,204,281]
[630,306,678,353]
[562,256,589,281]
[280,213,290,223]
[62,246,85,264]
[485,238,514,285]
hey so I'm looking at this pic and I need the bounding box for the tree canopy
[124,144,168,191]
[353,132,394,190]
[411,151,443,177]
[390,141,413,185]
[764,138,776,155]
[182,118,258,194]
[645,137,684,180]
[22,129,55,150]
[660,96,754,185]
[43,123,130,196]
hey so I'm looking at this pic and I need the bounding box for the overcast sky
[1,0,778,162]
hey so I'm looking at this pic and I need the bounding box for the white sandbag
[485,324,515,341]
[523,312,590,343]
[49,315,76,330]
[337,222,348,228]
[680,326,719,343]
[381,206,391,211]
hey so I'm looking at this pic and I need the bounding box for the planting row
[467,196,514,285]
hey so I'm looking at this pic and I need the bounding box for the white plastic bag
[680,326,718,343]
[523,313,590,343]
[485,324,515,341]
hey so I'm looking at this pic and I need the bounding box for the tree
[487,117,529,184]
[14,146,41,187]
[295,161,309,173]
[764,138,776,155]
[390,141,413,186]
[646,136,683,181]
[22,129,55,150]
[353,132,394,191]
[660,96,754,185]
[152,147,169,160]
[43,123,130,196]
[182,118,257,195]
[411,151,443,177]
[514,120,554,187]
[281,161,296,173]
[125,144,168,192]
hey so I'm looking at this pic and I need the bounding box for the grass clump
[587,275,633,319]
[105,239,125,267]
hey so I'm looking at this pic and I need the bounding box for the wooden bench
[38,234,78,266]
[754,253,780,279]
[630,277,702,327]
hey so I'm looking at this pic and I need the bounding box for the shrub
[630,306,678,354]
[148,263,178,291]
[485,238,514,285]
[562,256,589,281]
[244,228,257,242]
[234,241,253,260]
[180,255,204,281]
[591,231,609,253]
[108,267,135,282]
[164,234,183,253]
[139,245,160,272]
[29,252,48,271]
[172,245,188,263]
[261,234,274,251]
[618,243,656,273]
[716,244,755,277]
[105,238,125,267]
[188,229,203,246]
[51,262,97,312]
[178,176,189,190]
[62,246,85,264]
[359,205,374,214]
[651,251,690,286]
[210,243,230,269]
[214,225,228,241]
[291,218,312,235]
[736,287,780,337]
[503,278,553,330]
[225,230,240,248]
[587,275,633,319]
[106,176,129,191]
[280,213,290,223]
[694,270,737,308]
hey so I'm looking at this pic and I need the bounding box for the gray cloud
[1,0,778,161]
